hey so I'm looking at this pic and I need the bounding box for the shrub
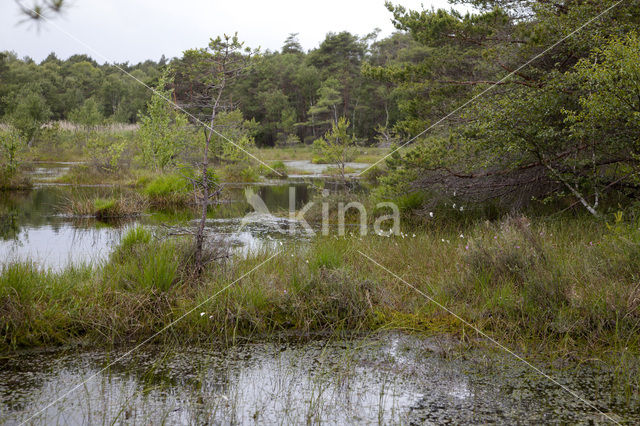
[394,192,425,212]
[0,129,31,190]
[84,132,128,172]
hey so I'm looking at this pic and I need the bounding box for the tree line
[0,30,426,147]
[3,0,640,216]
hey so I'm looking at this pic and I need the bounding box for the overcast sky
[1,0,457,64]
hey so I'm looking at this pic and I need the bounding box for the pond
[284,160,370,178]
[1,332,636,424]
[0,163,316,270]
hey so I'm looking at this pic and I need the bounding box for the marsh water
[1,333,637,424]
[1,164,639,424]
[0,164,315,270]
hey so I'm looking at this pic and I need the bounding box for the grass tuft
[62,194,146,219]
[142,173,192,207]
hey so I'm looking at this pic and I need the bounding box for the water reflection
[1,333,636,425]
[0,182,314,270]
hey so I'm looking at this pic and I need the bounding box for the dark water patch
[0,333,636,424]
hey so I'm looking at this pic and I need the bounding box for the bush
[85,132,128,172]
[394,192,425,212]
[0,129,31,190]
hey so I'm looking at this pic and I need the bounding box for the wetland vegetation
[2,0,640,423]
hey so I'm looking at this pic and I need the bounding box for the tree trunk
[194,130,210,272]
[194,73,225,273]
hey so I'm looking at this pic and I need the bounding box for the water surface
[0,333,635,424]
[0,164,315,269]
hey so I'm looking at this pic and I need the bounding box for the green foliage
[373,0,640,214]
[68,97,103,128]
[308,78,342,131]
[310,240,344,271]
[84,132,128,171]
[264,160,288,179]
[566,32,640,171]
[393,191,425,212]
[8,88,51,144]
[361,165,387,186]
[93,198,116,214]
[209,109,258,163]
[0,52,157,125]
[223,163,260,182]
[118,226,152,252]
[63,194,146,218]
[312,117,357,180]
[143,174,189,196]
[106,237,183,292]
[137,72,191,172]
[0,129,23,184]
[141,172,201,206]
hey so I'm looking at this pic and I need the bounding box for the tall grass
[62,194,147,219]
[142,173,192,207]
[0,215,638,384]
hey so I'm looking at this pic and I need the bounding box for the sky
[1,0,456,64]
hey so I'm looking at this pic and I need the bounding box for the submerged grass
[0,215,639,396]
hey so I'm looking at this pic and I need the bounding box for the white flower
[459,234,464,238]
[412,234,416,238]
[430,212,434,217]
[460,206,464,211]
[200,312,205,317]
